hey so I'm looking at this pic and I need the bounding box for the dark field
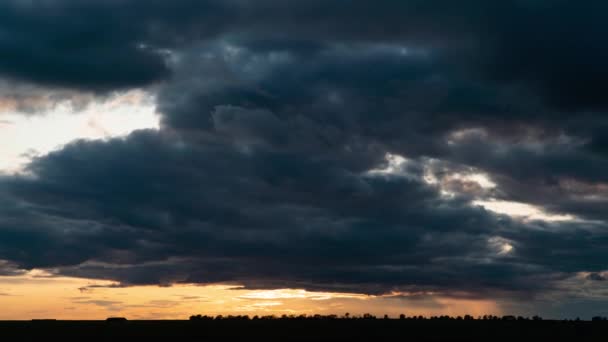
[1,320,606,341]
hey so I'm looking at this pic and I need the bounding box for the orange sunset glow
[0,270,500,320]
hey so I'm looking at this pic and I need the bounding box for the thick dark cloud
[1,1,608,315]
[479,1,608,111]
[0,0,228,90]
[154,37,608,224]
[0,130,496,291]
[2,0,607,103]
[1,128,607,298]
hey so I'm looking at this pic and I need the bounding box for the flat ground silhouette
[1,318,606,341]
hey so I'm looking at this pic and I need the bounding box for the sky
[0,1,607,320]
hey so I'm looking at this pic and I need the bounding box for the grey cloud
[72,299,124,309]
[1,1,608,318]
[0,0,605,110]
[2,129,607,299]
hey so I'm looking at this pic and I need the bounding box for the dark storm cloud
[2,0,607,106]
[478,2,608,111]
[1,0,608,310]
[154,37,608,224]
[0,0,231,90]
[2,128,608,298]
[0,130,510,293]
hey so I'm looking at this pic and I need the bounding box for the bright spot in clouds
[238,289,368,301]
[451,173,496,189]
[0,90,160,173]
[366,153,410,176]
[488,237,514,255]
[474,199,576,222]
[367,154,573,224]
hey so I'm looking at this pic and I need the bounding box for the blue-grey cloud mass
[0,0,607,317]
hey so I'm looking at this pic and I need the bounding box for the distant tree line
[187,313,608,321]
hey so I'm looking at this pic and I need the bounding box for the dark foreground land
[1,320,607,341]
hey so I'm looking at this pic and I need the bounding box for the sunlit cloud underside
[368,153,576,223]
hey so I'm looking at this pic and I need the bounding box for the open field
[1,319,606,341]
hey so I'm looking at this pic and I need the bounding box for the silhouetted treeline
[105,317,128,322]
[189,313,608,322]
[4,318,607,341]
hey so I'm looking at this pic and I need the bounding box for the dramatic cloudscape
[1,0,607,319]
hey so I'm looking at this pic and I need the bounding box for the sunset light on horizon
[1,1,608,328]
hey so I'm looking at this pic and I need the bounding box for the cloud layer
[1,1,607,313]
